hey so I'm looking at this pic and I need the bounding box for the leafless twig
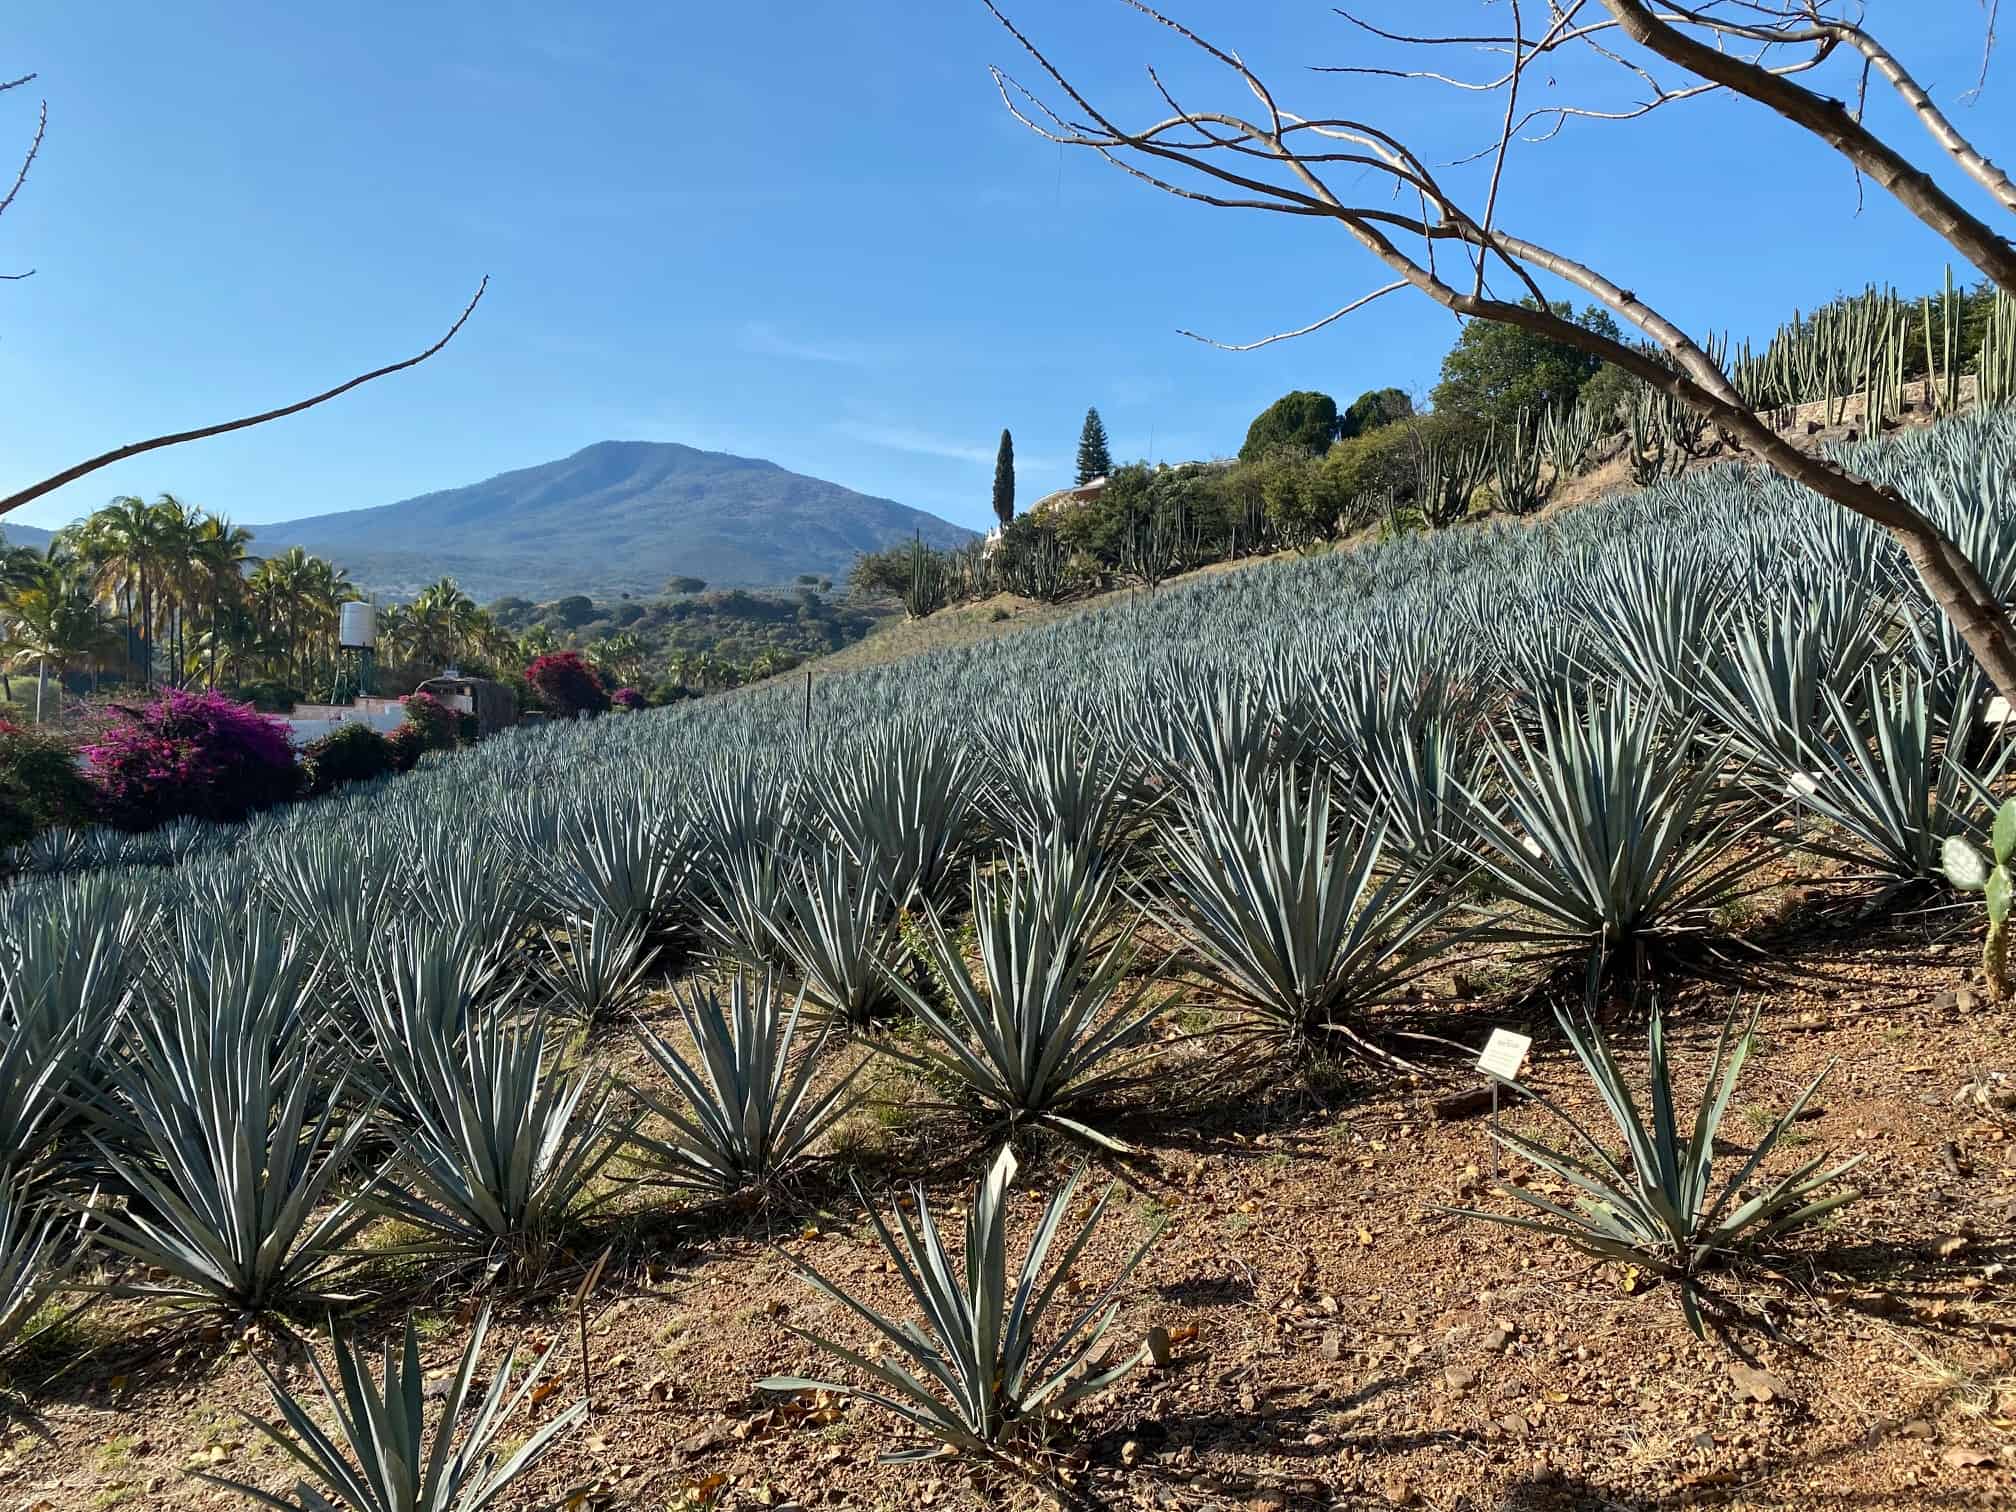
[0,277,491,518]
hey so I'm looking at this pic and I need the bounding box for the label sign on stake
[1476,1029,1532,1084]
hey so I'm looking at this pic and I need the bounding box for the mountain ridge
[260,440,973,601]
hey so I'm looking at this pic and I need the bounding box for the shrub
[0,720,96,845]
[611,685,645,711]
[400,689,460,751]
[303,722,396,795]
[81,689,299,831]
[526,651,609,718]
[386,723,427,773]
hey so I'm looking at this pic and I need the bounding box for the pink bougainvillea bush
[82,689,300,830]
[526,651,610,718]
[610,686,646,711]
[400,689,461,751]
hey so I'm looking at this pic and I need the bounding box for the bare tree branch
[1,78,44,280]
[0,278,490,519]
[1178,279,1408,349]
[1600,1,2016,280]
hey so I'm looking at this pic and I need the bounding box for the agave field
[3,415,2016,1507]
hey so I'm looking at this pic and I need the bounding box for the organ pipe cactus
[1943,798,2016,1002]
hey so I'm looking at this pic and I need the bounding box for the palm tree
[71,494,172,686]
[0,555,124,721]
[192,513,257,689]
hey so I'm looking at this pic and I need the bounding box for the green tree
[1239,390,1339,461]
[550,594,598,628]
[1340,387,1413,439]
[1431,300,1623,427]
[992,428,1016,526]
[665,576,707,596]
[1075,408,1112,485]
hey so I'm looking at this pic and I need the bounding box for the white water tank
[338,602,377,650]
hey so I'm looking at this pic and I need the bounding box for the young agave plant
[539,911,661,1022]
[818,725,981,911]
[372,1007,635,1258]
[1793,672,2011,888]
[1943,798,2016,1002]
[629,973,863,1195]
[880,838,1171,1148]
[1448,1003,1862,1336]
[86,917,381,1315]
[760,1146,1156,1462]
[194,1309,584,1512]
[1156,773,1449,1052]
[766,842,905,1028]
[1465,692,1765,971]
[0,1174,85,1359]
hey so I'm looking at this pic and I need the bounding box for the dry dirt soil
[7,892,2015,1512]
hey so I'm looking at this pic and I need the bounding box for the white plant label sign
[1476,1029,1532,1084]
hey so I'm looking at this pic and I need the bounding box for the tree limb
[1177,280,1408,349]
[0,278,489,519]
[1599,0,2016,288]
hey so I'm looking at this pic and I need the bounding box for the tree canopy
[1075,408,1112,485]
[1430,300,1623,427]
[1340,387,1414,439]
[1239,390,1340,461]
[992,429,1015,525]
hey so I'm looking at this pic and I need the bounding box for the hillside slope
[259,441,972,601]
[0,522,54,553]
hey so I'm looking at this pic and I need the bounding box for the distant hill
[0,522,53,553]
[255,441,973,601]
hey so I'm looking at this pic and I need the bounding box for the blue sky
[1,2,2004,540]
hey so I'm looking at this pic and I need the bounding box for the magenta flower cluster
[82,688,300,829]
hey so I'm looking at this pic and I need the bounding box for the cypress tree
[1075,407,1112,486]
[992,429,1015,526]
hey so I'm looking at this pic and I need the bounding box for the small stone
[1943,1445,1998,1469]
[1898,1420,1936,1441]
[1481,1327,1511,1353]
[1444,1365,1477,1392]
[1320,1330,1346,1361]
[1146,1326,1174,1368]
[1727,1362,1792,1404]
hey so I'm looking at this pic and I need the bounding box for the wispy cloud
[830,421,1060,473]
[740,321,879,367]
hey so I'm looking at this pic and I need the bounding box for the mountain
[0,522,54,553]
[257,441,974,602]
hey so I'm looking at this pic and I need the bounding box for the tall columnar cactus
[1942,799,2016,1002]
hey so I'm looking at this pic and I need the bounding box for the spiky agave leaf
[1155,772,1451,1050]
[758,1145,1157,1461]
[876,836,1173,1148]
[1446,1001,1861,1336]
[629,972,862,1195]
[194,1309,584,1512]
[371,1006,635,1256]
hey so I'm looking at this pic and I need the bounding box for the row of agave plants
[0,413,2012,1498]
